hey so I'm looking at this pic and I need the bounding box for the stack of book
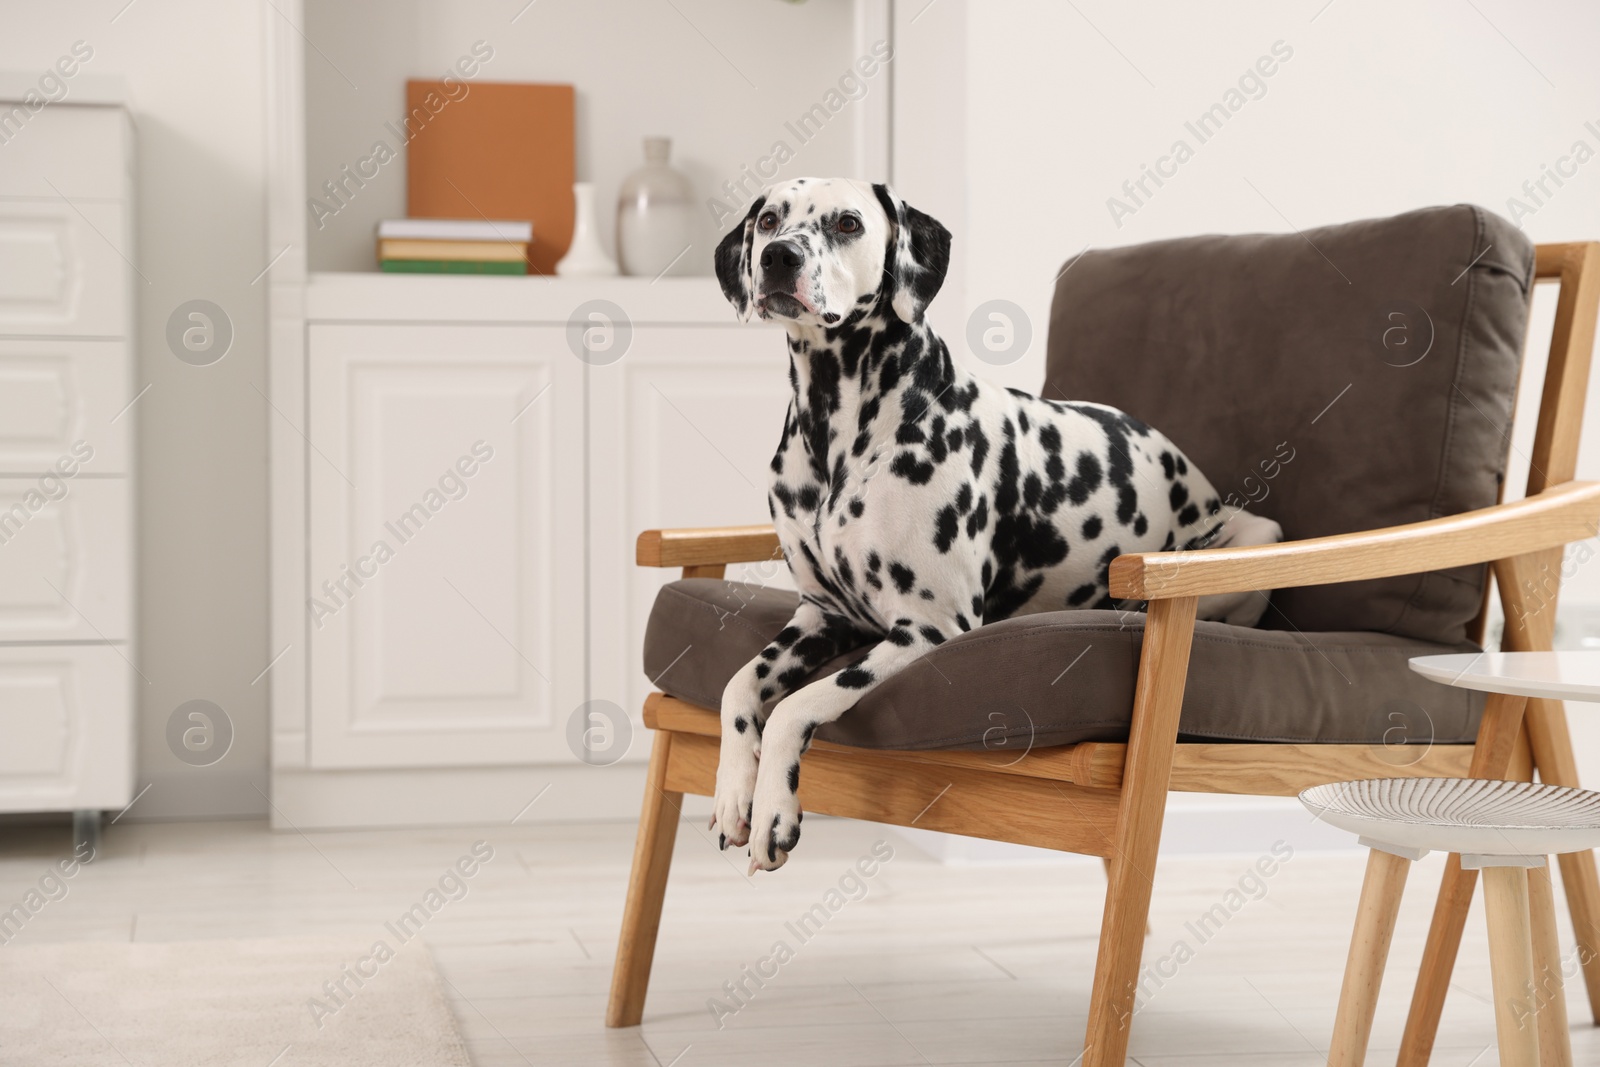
[376,219,533,275]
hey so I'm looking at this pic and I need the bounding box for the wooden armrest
[636,524,782,568]
[1110,481,1600,600]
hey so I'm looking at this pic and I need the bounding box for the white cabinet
[588,324,792,734]
[282,277,786,822]
[306,324,584,767]
[0,99,135,817]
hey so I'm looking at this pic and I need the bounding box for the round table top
[1410,651,1600,703]
[1300,776,1600,859]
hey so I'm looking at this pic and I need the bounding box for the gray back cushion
[1044,205,1535,645]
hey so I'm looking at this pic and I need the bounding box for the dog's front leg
[747,618,957,871]
[713,601,865,848]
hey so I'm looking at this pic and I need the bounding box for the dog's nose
[759,240,803,279]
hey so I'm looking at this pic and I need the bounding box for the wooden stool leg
[1554,850,1600,1022]
[1483,865,1544,1067]
[1399,687,1533,1066]
[1529,863,1573,1067]
[1525,695,1600,1022]
[606,730,682,1027]
[1329,848,1414,1067]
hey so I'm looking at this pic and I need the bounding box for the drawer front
[0,106,129,201]
[0,477,130,642]
[0,198,129,337]
[0,339,129,474]
[0,643,133,812]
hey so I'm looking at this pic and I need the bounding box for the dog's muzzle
[758,240,809,317]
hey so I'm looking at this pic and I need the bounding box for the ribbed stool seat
[1302,777,1600,863]
[1302,776,1600,1067]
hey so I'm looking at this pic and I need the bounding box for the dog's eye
[758,212,778,232]
[838,214,861,234]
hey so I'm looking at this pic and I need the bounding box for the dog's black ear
[714,194,766,323]
[872,183,951,324]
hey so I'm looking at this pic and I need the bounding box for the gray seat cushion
[1046,204,1534,646]
[644,579,1485,751]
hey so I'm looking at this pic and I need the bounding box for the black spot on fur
[755,663,770,679]
[1082,515,1102,540]
[734,716,748,733]
[1066,452,1102,505]
[891,451,935,484]
[966,496,990,538]
[888,562,916,593]
[967,423,989,475]
[837,666,874,688]
[1067,583,1098,607]
[934,505,960,552]
[787,763,800,793]
[777,666,810,690]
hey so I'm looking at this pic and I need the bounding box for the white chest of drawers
[0,87,136,832]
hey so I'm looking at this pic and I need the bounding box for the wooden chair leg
[1101,856,1152,936]
[606,730,682,1028]
[1529,862,1573,1067]
[1329,847,1414,1067]
[1482,865,1543,1067]
[1082,596,1198,1067]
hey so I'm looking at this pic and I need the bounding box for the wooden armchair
[607,231,1600,1067]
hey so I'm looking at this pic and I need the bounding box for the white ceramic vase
[556,182,618,277]
[617,137,696,277]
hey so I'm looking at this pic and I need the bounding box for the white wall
[0,2,271,818]
[894,0,1600,809]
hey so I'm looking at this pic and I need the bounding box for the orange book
[405,80,575,275]
[378,239,528,263]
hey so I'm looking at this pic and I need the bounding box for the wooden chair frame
[606,242,1600,1067]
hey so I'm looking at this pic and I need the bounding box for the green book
[380,259,527,275]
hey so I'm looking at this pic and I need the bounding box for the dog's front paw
[748,762,803,872]
[712,739,758,849]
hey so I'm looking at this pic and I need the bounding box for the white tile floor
[1,814,1596,1066]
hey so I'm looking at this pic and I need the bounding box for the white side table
[1411,651,1600,704]
[1404,651,1600,1067]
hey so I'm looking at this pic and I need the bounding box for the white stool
[1302,776,1600,1067]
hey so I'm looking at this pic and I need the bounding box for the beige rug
[0,937,471,1066]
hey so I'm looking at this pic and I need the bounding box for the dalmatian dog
[711,178,1282,872]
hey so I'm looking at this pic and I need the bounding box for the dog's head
[714,178,951,330]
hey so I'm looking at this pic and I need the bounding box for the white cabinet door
[0,199,130,338]
[0,644,133,812]
[587,323,793,752]
[307,324,584,768]
[0,477,130,642]
[0,340,130,474]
